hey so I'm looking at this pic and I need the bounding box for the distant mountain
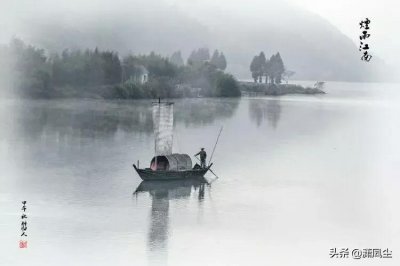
[11,0,385,81]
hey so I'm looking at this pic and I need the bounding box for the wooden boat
[133,100,213,181]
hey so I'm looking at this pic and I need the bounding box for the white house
[127,65,148,84]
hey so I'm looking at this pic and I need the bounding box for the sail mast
[152,99,174,169]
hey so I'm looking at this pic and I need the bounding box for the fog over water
[1,82,399,265]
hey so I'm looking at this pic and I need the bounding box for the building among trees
[126,65,148,84]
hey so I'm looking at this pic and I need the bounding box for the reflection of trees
[174,98,239,127]
[134,178,207,265]
[249,99,281,128]
[11,98,239,141]
[12,101,153,140]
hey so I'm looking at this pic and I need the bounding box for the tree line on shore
[0,39,240,98]
[169,48,227,70]
[250,52,294,84]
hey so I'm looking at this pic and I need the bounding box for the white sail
[152,102,174,156]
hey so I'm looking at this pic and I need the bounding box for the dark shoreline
[4,82,326,100]
[240,81,326,96]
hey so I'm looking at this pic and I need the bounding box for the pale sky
[168,0,400,71]
[287,0,399,67]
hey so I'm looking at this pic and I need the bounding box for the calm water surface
[1,82,399,266]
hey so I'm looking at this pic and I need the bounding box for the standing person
[195,148,207,168]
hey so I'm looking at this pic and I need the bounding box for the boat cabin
[150,154,192,171]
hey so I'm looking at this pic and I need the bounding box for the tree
[121,55,141,82]
[250,52,266,83]
[210,50,227,70]
[8,38,52,97]
[250,55,260,83]
[264,59,272,84]
[218,52,227,70]
[101,51,122,85]
[258,52,266,83]
[270,52,285,84]
[170,51,184,67]
[187,48,210,65]
[210,50,220,66]
[215,73,241,97]
[197,48,210,62]
[282,70,295,84]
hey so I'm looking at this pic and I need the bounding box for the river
[1,81,399,265]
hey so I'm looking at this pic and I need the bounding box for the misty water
[1,81,399,266]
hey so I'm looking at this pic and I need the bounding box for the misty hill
[9,0,384,81]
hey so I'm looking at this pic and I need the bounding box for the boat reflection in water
[133,177,209,265]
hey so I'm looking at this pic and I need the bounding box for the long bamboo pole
[208,126,223,166]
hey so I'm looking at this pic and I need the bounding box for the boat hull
[133,164,212,181]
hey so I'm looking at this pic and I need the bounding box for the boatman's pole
[194,156,219,179]
[208,126,223,166]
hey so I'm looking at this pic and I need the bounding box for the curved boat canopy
[150,153,192,171]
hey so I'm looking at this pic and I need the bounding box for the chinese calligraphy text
[19,200,28,248]
[359,18,372,62]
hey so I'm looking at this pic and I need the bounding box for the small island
[242,51,326,96]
